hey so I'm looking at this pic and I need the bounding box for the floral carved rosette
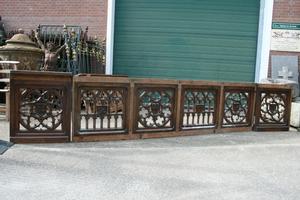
[137,88,175,130]
[223,92,250,125]
[19,88,63,131]
[260,92,286,124]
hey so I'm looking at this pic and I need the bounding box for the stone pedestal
[291,102,300,128]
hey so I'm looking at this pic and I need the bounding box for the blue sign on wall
[272,22,300,30]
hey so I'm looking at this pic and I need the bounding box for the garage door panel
[114,0,260,82]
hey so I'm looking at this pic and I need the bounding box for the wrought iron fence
[36,25,105,74]
[10,72,292,143]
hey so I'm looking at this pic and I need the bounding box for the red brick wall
[0,0,107,38]
[273,0,300,22]
[270,0,300,79]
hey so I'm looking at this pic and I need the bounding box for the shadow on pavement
[0,140,13,155]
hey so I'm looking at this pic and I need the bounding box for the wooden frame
[133,82,178,133]
[9,72,292,143]
[72,74,131,142]
[253,84,292,131]
[10,71,72,143]
[221,85,255,129]
[179,84,221,131]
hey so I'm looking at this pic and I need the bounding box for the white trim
[105,0,115,75]
[255,0,274,83]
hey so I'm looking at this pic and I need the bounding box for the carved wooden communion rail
[10,71,72,143]
[10,71,292,143]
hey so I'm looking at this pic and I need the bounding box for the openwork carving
[182,89,217,129]
[259,92,287,124]
[80,87,127,132]
[223,91,251,126]
[137,88,175,131]
[19,88,63,131]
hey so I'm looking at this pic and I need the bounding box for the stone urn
[0,33,44,70]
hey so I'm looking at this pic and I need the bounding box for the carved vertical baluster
[93,115,96,129]
[208,93,212,124]
[207,109,210,125]
[114,98,118,128]
[114,114,118,129]
[197,112,200,125]
[100,115,104,129]
[191,111,195,125]
[85,116,89,129]
[107,115,111,129]
[202,112,205,125]
[120,114,123,129]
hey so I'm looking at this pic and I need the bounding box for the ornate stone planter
[0,33,44,70]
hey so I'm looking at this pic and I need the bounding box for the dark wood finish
[10,70,72,143]
[221,86,255,128]
[133,83,178,133]
[179,85,220,130]
[72,75,130,140]
[11,136,70,144]
[175,84,182,132]
[253,85,292,131]
[128,81,135,136]
[216,85,225,131]
[9,74,293,143]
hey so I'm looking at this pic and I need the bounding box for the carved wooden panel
[135,87,176,132]
[10,72,292,143]
[254,88,291,131]
[79,87,127,133]
[181,88,218,129]
[222,89,254,127]
[259,92,287,124]
[19,88,64,132]
[10,71,72,143]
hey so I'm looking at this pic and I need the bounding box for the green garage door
[113,0,260,82]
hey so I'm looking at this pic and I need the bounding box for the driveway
[1,131,300,200]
